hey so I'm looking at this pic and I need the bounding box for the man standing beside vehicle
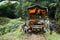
[44,18,49,31]
[20,22,26,31]
[49,22,54,34]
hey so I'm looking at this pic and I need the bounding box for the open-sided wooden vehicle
[27,5,48,33]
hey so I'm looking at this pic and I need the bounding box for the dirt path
[20,34,47,40]
[0,36,2,40]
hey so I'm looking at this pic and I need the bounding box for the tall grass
[0,17,22,35]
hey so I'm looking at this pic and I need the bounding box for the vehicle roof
[27,5,47,9]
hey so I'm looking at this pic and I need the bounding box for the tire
[42,27,46,33]
[25,29,28,34]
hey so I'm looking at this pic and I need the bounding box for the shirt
[20,23,25,28]
[50,23,54,29]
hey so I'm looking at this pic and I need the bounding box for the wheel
[42,27,46,33]
[24,29,28,34]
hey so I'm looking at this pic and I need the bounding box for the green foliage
[0,17,10,25]
[55,1,60,20]
[1,30,24,40]
[0,18,21,35]
[55,12,60,19]
[45,31,60,40]
[0,1,18,18]
[15,0,32,18]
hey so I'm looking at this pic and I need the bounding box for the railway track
[20,33,48,40]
